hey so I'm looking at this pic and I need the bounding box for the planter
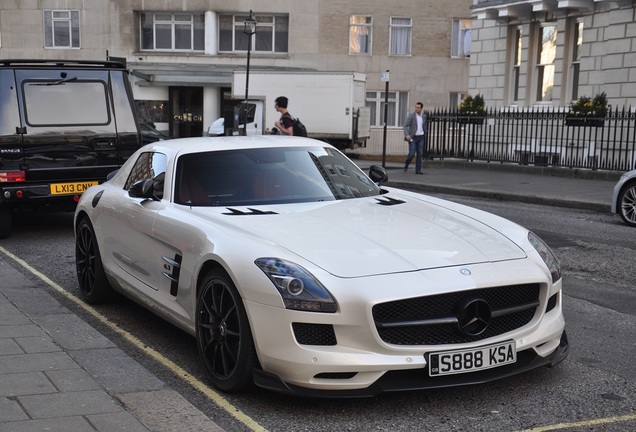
[565,116,605,127]
[457,116,485,125]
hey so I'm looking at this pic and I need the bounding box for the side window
[124,152,168,199]
[44,10,80,49]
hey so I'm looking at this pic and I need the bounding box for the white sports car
[74,136,568,396]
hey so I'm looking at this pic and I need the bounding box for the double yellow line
[0,245,267,432]
[517,412,636,431]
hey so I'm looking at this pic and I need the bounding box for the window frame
[535,23,557,103]
[569,20,584,102]
[451,18,472,58]
[349,15,373,55]
[43,9,81,49]
[450,92,468,110]
[140,12,205,52]
[389,17,411,56]
[509,25,523,104]
[366,91,409,127]
[218,13,289,54]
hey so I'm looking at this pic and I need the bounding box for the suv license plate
[428,341,516,376]
[50,181,98,195]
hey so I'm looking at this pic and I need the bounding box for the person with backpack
[272,96,308,137]
[274,96,294,136]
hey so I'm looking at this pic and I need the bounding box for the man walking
[403,102,426,174]
[274,96,294,136]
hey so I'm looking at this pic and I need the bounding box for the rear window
[22,79,110,127]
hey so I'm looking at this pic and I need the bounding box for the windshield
[175,146,381,206]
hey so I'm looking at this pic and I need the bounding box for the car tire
[196,269,258,393]
[0,206,12,239]
[618,181,636,227]
[75,217,114,304]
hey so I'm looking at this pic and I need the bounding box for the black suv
[0,60,143,238]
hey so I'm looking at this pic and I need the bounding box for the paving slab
[0,416,96,432]
[0,371,56,397]
[118,389,225,432]
[18,389,123,419]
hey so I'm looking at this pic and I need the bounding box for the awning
[129,63,234,87]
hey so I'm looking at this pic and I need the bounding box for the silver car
[611,169,636,227]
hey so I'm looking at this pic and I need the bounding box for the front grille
[372,284,541,345]
[292,323,337,346]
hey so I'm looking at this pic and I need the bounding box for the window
[570,21,583,101]
[451,19,471,58]
[536,24,557,102]
[511,26,522,102]
[125,152,168,198]
[140,13,204,51]
[23,80,109,126]
[219,14,288,53]
[366,91,409,127]
[450,92,467,110]
[44,10,80,48]
[350,16,372,54]
[390,17,411,55]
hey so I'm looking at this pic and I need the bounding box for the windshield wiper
[45,76,78,86]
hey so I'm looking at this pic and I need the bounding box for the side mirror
[368,165,388,185]
[129,179,159,201]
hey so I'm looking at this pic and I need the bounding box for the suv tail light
[0,171,26,183]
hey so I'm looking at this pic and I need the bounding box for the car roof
[138,135,333,158]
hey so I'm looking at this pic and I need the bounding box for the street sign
[380,71,390,82]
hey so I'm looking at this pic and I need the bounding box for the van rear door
[14,68,125,185]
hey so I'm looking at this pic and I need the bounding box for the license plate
[428,340,516,376]
[50,181,98,195]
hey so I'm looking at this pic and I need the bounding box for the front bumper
[254,331,569,398]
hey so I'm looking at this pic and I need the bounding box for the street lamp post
[242,10,257,136]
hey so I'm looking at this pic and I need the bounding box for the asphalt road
[1,195,635,432]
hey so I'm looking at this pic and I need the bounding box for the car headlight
[255,258,337,313]
[528,232,562,283]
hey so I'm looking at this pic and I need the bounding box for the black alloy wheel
[619,182,636,227]
[75,217,114,304]
[196,269,258,393]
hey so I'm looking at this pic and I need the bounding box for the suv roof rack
[0,59,126,69]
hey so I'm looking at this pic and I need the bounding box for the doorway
[169,87,203,138]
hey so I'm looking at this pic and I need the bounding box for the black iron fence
[426,107,636,171]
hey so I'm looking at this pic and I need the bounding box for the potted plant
[566,92,609,127]
[458,94,486,124]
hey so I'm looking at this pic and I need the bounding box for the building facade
[470,0,636,110]
[0,0,473,154]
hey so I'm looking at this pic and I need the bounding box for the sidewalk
[0,257,224,432]
[353,157,621,213]
[0,160,622,431]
